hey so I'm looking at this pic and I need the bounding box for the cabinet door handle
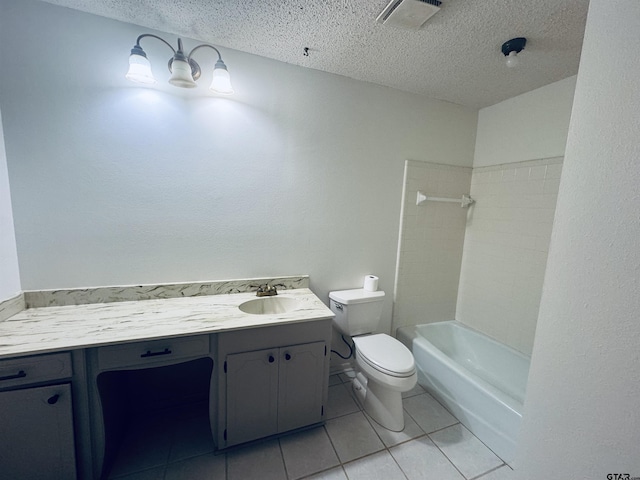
[0,370,26,382]
[285,353,291,361]
[140,348,172,358]
[47,394,60,405]
[268,355,275,363]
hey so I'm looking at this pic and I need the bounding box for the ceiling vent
[376,0,442,30]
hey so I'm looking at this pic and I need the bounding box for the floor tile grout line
[407,389,511,475]
[277,437,292,480]
[298,464,347,480]
[429,418,508,470]
[469,463,508,480]
[386,446,412,480]
[426,423,506,480]
[426,431,471,480]
[423,420,461,436]
[321,423,344,470]
[325,413,392,468]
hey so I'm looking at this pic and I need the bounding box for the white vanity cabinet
[217,319,332,448]
[0,352,77,480]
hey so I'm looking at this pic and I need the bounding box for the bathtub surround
[392,154,563,356]
[456,158,563,355]
[517,1,640,477]
[393,161,472,332]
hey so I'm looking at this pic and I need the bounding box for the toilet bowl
[352,334,417,431]
[328,288,417,431]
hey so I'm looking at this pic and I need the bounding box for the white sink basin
[238,296,300,315]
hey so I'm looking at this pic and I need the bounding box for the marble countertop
[0,288,334,359]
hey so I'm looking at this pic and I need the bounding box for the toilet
[329,288,417,431]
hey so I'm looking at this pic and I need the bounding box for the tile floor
[107,371,514,480]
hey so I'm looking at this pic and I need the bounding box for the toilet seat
[353,334,416,378]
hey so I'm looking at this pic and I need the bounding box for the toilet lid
[353,334,415,377]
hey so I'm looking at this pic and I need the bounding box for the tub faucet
[254,284,286,297]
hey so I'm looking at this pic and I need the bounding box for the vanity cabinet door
[225,348,279,446]
[0,383,76,479]
[277,341,325,433]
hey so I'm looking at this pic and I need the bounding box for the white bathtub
[396,321,530,464]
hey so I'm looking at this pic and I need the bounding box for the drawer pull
[0,370,27,382]
[140,348,172,358]
[47,394,60,405]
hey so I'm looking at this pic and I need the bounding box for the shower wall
[393,158,562,355]
[456,158,562,355]
[393,160,472,332]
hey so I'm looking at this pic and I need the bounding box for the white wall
[474,76,576,167]
[0,0,477,332]
[0,107,21,300]
[517,1,640,477]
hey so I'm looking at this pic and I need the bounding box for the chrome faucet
[254,284,286,297]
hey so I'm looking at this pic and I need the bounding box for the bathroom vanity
[216,321,329,448]
[0,276,333,480]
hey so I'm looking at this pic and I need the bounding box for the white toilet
[329,288,417,431]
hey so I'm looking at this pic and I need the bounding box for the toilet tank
[329,289,385,336]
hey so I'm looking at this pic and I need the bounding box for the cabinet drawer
[0,352,72,390]
[97,335,210,370]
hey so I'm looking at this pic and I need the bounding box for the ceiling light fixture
[125,34,234,95]
[501,37,527,68]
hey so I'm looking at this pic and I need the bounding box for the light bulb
[125,51,156,85]
[505,51,520,68]
[209,59,234,95]
[169,58,197,88]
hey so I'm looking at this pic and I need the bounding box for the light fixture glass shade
[168,58,197,88]
[125,53,156,84]
[209,61,234,95]
[505,51,520,68]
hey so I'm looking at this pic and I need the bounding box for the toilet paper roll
[363,275,379,292]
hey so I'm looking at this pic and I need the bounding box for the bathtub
[396,321,530,464]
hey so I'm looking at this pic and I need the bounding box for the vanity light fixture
[501,37,527,68]
[125,34,234,95]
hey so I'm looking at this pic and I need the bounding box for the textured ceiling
[40,0,590,108]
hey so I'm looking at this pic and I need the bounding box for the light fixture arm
[187,44,224,63]
[133,33,177,55]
